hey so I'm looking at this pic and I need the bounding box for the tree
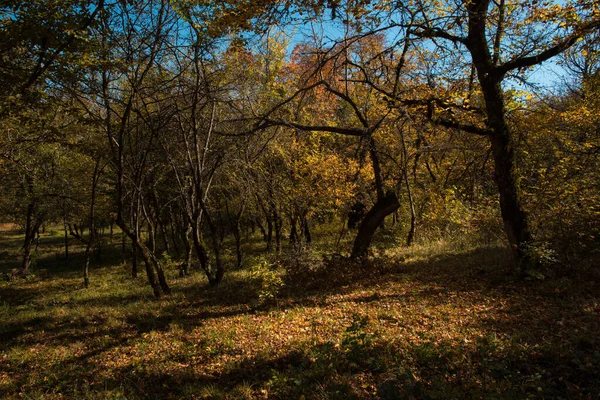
[272,0,600,269]
[0,0,104,101]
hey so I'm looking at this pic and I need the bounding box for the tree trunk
[21,201,42,276]
[22,213,34,276]
[467,0,533,271]
[301,213,311,245]
[141,256,160,298]
[255,216,267,241]
[399,127,417,246]
[199,198,224,286]
[489,128,532,263]
[131,240,138,278]
[137,197,170,294]
[149,249,170,294]
[151,190,171,255]
[168,206,180,257]
[273,207,282,253]
[191,214,220,285]
[83,159,101,288]
[406,186,417,247]
[83,255,90,288]
[63,211,69,262]
[257,198,273,250]
[351,192,400,258]
[181,220,193,276]
[232,205,244,269]
[478,72,532,269]
[289,214,299,245]
[121,233,126,265]
[234,225,242,268]
[369,138,386,230]
[266,216,273,251]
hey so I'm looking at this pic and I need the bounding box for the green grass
[1,224,599,399]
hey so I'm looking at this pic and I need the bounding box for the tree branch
[498,20,600,75]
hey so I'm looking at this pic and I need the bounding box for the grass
[1,223,599,399]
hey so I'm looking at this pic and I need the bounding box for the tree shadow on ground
[3,243,600,399]
[9,326,596,400]
[0,242,600,399]
[0,245,567,346]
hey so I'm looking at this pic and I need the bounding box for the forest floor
[1,224,599,399]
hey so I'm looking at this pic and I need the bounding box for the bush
[250,258,284,305]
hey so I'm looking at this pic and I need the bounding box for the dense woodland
[1,0,600,398]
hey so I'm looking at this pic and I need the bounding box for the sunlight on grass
[1,224,599,399]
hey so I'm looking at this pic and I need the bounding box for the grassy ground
[1,224,599,399]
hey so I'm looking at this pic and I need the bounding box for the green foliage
[160,251,176,270]
[522,241,559,274]
[264,315,382,399]
[341,315,379,371]
[250,258,284,304]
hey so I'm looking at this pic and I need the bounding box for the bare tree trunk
[83,159,101,288]
[255,216,267,242]
[273,205,282,253]
[234,223,242,268]
[369,137,386,230]
[151,190,171,255]
[466,0,533,272]
[131,241,138,278]
[121,232,126,264]
[141,256,160,298]
[199,198,224,286]
[21,201,43,276]
[301,212,311,245]
[289,214,299,245]
[399,127,417,246]
[168,206,180,257]
[351,192,400,258]
[257,197,273,250]
[405,179,417,247]
[152,251,170,294]
[266,216,273,251]
[230,204,244,269]
[182,222,194,276]
[63,209,69,262]
[21,205,35,275]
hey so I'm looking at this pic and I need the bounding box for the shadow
[0,227,127,276]
[0,280,82,307]
[8,326,594,400]
[2,240,599,399]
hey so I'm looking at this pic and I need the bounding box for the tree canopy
[0,0,598,288]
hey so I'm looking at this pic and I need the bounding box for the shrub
[250,258,284,304]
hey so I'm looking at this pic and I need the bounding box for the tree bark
[131,241,138,278]
[180,218,193,276]
[301,213,311,245]
[199,197,224,286]
[466,0,533,269]
[21,203,35,276]
[289,214,299,245]
[351,192,400,258]
[121,232,126,265]
[191,213,221,285]
[369,136,386,230]
[83,159,101,288]
[63,208,69,262]
[21,200,43,276]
